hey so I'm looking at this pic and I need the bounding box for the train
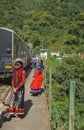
[0,27,32,78]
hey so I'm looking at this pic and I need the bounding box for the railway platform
[0,69,51,130]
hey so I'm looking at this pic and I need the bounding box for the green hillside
[0,0,84,54]
[0,0,84,130]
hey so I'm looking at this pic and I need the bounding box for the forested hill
[0,1,84,130]
[0,0,84,53]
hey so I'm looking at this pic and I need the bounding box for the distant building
[62,53,74,58]
[50,52,60,57]
[62,53,84,59]
[40,49,47,59]
[78,54,84,58]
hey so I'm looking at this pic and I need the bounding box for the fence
[44,67,84,130]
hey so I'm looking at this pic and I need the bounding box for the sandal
[15,117,21,121]
[14,115,21,121]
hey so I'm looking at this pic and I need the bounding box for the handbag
[2,87,13,107]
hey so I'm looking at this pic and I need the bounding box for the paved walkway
[0,70,51,130]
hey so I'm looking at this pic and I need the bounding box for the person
[30,59,44,95]
[32,55,38,69]
[35,59,44,71]
[7,58,26,120]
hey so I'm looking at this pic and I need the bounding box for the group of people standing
[0,56,45,121]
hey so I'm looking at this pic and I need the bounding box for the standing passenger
[32,55,38,69]
[8,58,26,120]
[30,59,44,95]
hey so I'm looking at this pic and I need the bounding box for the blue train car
[0,27,32,78]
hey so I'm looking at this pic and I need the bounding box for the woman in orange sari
[30,60,44,95]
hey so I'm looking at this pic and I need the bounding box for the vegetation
[45,56,84,130]
[0,0,84,129]
[0,0,84,53]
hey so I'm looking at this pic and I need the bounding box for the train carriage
[0,27,31,78]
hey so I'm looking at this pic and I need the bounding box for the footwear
[7,108,15,115]
[14,115,21,121]
[14,113,18,117]
[15,117,21,121]
[15,109,24,115]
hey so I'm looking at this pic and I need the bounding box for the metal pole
[49,66,52,119]
[44,69,46,88]
[44,61,46,88]
[69,80,75,130]
[42,40,43,50]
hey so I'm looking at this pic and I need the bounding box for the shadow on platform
[0,99,33,128]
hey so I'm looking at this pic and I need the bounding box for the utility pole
[69,80,75,130]
[42,40,43,51]
[49,66,52,119]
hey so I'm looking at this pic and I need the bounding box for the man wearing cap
[8,58,26,120]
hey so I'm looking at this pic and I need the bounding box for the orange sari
[30,70,43,93]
